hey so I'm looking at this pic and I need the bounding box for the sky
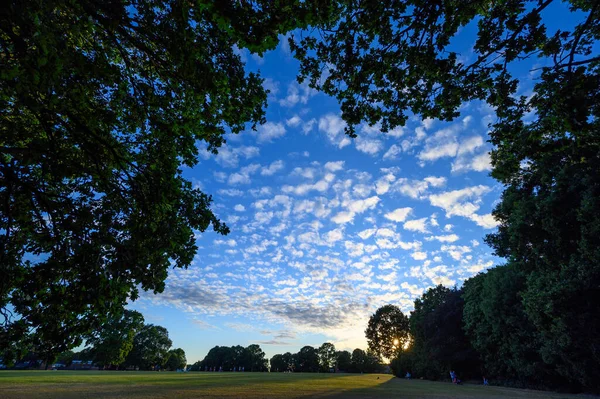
[128,4,584,363]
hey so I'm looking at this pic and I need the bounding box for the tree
[125,324,172,370]
[164,348,187,371]
[0,0,326,357]
[87,310,144,369]
[54,350,75,367]
[351,349,367,373]
[296,346,320,372]
[318,342,336,372]
[408,286,479,380]
[270,354,285,372]
[364,350,382,373]
[462,266,555,387]
[246,344,268,372]
[365,305,409,360]
[335,350,352,372]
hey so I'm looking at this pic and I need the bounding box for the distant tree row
[269,343,382,373]
[189,344,268,372]
[7,311,185,371]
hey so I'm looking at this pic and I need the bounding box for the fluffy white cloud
[384,207,412,222]
[228,163,261,185]
[429,185,498,228]
[452,151,492,173]
[331,211,355,224]
[324,161,345,172]
[286,115,302,127]
[357,228,377,240]
[403,217,429,233]
[347,196,380,214]
[279,81,316,107]
[426,234,459,243]
[234,204,246,212]
[256,122,286,143]
[319,114,351,148]
[199,145,260,168]
[423,176,446,187]
[261,160,285,176]
[383,144,402,160]
[355,136,384,155]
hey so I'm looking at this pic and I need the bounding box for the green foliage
[54,350,75,367]
[365,304,409,360]
[405,286,479,380]
[164,348,187,371]
[246,344,268,372]
[0,0,330,359]
[124,324,172,370]
[86,310,144,369]
[198,344,267,371]
[317,342,336,371]
[295,346,320,372]
[269,352,295,372]
[462,265,558,388]
[335,350,352,372]
[351,349,367,373]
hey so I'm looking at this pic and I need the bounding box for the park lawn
[0,371,596,399]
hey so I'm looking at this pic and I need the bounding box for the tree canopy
[86,310,144,369]
[365,304,410,360]
[0,0,330,360]
[124,324,172,371]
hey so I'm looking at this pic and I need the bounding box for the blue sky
[128,3,584,363]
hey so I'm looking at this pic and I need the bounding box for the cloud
[256,122,286,143]
[452,151,492,173]
[234,204,246,212]
[262,78,279,96]
[384,207,413,222]
[199,145,260,168]
[331,211,355,224]
[324,161,345,172]
[319,114,351,148]
[403,217,429,233]
[355,136,384,155]
[302,119,317,134]
[286,115,302,127]
[417,117,488,171]
[426,234,459,243]
[347,196,380,214]
[357,228,377,240]
[279,81,316,107]
[228,163,261,185]
[383,144,402,160]
[423,176,446,187]
[428,185,498,228]
[261,160,285,176]
[411,251,428,260]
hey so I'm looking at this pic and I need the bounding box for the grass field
[0,371,596,399]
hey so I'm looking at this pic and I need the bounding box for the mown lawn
[0,371,595,399]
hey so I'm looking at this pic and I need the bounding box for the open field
[0,371,596,399]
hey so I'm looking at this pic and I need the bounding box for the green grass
[0,371,595,399]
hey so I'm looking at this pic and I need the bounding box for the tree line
[6,311,186,371]
[369,278,598,392]
[269,343,383,374]
[188,344,269,372]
